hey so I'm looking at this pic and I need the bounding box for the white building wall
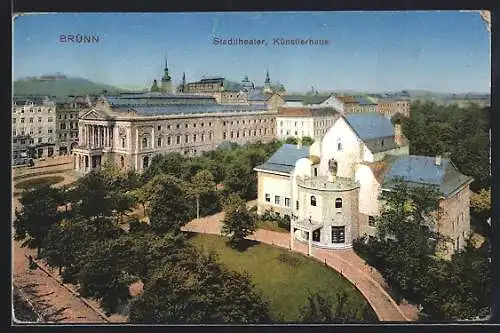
[284,101,303,107]
[319,95,345,113]
[354,165,381,216]
[319,118,363,179]
[260,174,293,209]
[276,117,314,139]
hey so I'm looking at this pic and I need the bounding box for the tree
[301,136,315,146]
[73,171,114,219]
[129,249,270,324]
[188,170,216,219]
[221,194,256,247]
[42,216,124,283]
[470,188,491,218]
[148,175,192,234]
[285,137,298,145]
[300,291,368,323]
[14,185,65,257]
[77,238,134,314]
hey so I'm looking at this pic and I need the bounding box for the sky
[13,11,491,93]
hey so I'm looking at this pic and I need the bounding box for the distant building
[376,98,410,118]
[254,112,472,258]
[73,93,276,174]
[150,56,174,94]
[353,97,377,113]
[335,96,360,113]
[55,95,93,155]
[276,106,340,140]
[12,96,57,159]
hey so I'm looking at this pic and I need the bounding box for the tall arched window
[143,156,149,169]
[157,137,162,147]
[335,198,342,208]
[310,196,317,207]
[142,137,148,149]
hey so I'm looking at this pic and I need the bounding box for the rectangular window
[368,216,376,227]
[185,135,189,143]
[265,193,270,202]
[275,196,280,205]
[176,136,181,144]
[285,198,290,207]
[167,137,171,145]
[314,168,318,177]
[296,201,299,210]
[331,226,345,244]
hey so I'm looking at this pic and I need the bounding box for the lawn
[189,233,378,322]
[14,176,65,190]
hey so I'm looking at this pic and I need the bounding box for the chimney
[394,123,404,145]
[297,138,302,149]
[435,155,442,166]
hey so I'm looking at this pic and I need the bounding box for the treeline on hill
[353,102,492,321]
[13,140,286,323]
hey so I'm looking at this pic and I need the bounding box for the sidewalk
[182,212,419,322]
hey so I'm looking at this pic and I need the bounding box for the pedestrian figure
[28,255,37,270]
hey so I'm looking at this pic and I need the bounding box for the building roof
[255,144,309,174]
[278,106,340,117]
[112,103,268,116]
[344,112,395,141]
[247,90,270,101]
[336,96,359,104]
[303,95,330,105]
[356,97,377,105]
[363,136,400,154]
[284,94,306,102]
[382,156,473,197]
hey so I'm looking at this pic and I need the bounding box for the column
[308,231,312,256]
[290,225,294,250]
[135,128,139,153]
[151,128,155,149]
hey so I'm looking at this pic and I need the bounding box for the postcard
[12,11,491,325]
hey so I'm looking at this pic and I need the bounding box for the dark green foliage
[14,184,66,257]
[148,175,192,234]
[353,180,491,320]
[129,249,271,324]
[221,194,257,246]
[401,101,489,191]
[300,291,375,323]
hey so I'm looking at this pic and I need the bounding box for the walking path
[11,158,121,324]
[182,210,419,322]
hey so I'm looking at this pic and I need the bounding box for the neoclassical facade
[255,112,473,258]
[73,94,276,174]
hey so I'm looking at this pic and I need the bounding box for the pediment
[80,108,109,120]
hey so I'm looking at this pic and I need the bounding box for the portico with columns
[73,108,115,174]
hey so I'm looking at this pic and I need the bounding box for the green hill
[13,76,128,97]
